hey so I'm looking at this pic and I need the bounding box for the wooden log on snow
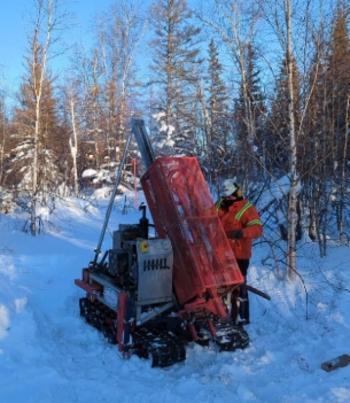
[321,354,350,372]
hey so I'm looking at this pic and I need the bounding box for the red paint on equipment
[74,279,101,296]
[117,292,128,352]
[187,323,199,341]
[141,156,243,318]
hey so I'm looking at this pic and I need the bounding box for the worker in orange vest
[216,179,263,325]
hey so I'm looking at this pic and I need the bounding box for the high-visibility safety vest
[217,198,263,260]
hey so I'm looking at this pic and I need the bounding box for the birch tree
[30,0,53,234]
[99,1,143,165]
[66,83,80,195]
[9,0,63,235]
[284,0,299,278]
[0,96,6,186]
[80,48,104,170]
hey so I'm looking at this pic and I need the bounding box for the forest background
[0,0,350,278]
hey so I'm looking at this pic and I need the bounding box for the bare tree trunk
[285,0,298,279]
[0,107,5,185]
[195,78,212,182]
[91,51,101,169]
[68,90,79,195]
[30,0,54,235]
[118,67,128,156]
[96,3,141,165]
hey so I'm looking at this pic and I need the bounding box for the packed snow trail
[0,197,349,403]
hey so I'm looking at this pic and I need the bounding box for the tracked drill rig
[75,119,249,367]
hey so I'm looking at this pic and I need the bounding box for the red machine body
[141,156,244,317]
[75,121,251,367]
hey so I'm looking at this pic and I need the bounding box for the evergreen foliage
[267,54,301,174]
[234,43,266,183]
[0,0,349,251]
[8,75,63,197]
[206,39,230,183]
[150,0,201,155]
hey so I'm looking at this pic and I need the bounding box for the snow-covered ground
[0,194,349,403]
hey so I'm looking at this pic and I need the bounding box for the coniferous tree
[6,0,65,234]
[300,53,325,176]
[150,0,201,155]
[9,76,63,199]
[302,6,350,247]
[267,54,301,174]
[206,39,230,184]
[325,6,350,232]
[300,35,328,243]
[326,8,350,172]
[234,43,265,183]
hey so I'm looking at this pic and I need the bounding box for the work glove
[227,229,243,239]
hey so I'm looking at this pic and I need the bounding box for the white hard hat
[222,179,239,197]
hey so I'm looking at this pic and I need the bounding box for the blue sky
[0,0,337,106]
[0,0,137,101]
[0,0,274,106]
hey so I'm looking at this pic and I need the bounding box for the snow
[152,111,176,141]
[0,193,349,402]
[259,175,290,204]
[81,169,97,179]
[0,304,10,339]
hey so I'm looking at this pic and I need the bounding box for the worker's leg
[230,288,239,322]
[237,259,250,324]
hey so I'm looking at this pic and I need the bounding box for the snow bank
[0,196,349,403]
